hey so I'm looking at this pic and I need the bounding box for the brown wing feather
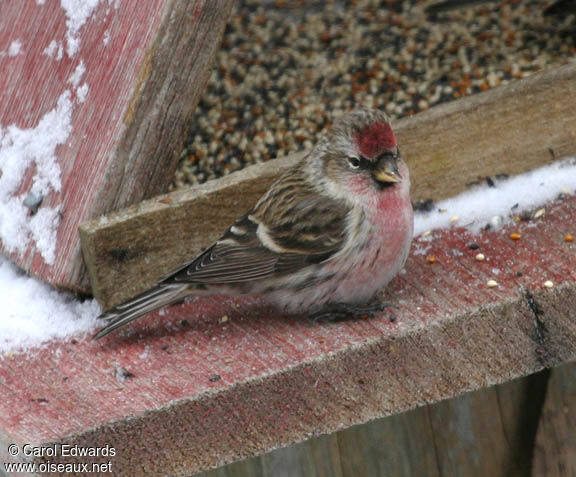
[162,165,350,285]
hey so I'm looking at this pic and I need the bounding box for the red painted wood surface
[0,0,232,292]
[1,195,575,474]
[0,0,167,288]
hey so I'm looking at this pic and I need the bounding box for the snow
[77,83,89,103]
[36,0,120,59]
[414,158,576,236]
[0,255,99,354]
[69,61,86,88]
[0,157,575,355]
[61,0,103,57]
[59,0,120,57]
[43,40,64,60]
[0,0,109,357]
[0,91,72,264]
[8,40,22,57]
[0,63,89,264]
[43,40,58,58]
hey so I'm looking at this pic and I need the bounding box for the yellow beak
[373,157,401,184]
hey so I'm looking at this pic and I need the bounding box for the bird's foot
[310,302,395,324]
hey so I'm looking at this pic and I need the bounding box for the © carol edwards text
[8,443,116,457]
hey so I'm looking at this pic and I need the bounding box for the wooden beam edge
[82,153,303,231]
[32,283,576,475]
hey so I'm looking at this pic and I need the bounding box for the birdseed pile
[172,0,576,189]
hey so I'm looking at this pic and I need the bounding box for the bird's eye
[348,157,361,169]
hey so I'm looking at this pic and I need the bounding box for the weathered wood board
[80,63,576,309]
[2,192,576,475]
[200,369,552,477]
[0,0,233,292]
[532,362,576,476]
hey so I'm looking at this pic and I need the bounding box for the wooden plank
[532,362,576,476]
[198,456,265,477]
[494,369,550,476]
[336,405,440,477]
[201,372,550,477]
[0,0,234,292]
[307,434,344,477]
[336,374,545,477]
[79,63,576,309]
[427,387,515,476]
[3,193,576,475]
[260,434,343,477]
[198,434,343,477]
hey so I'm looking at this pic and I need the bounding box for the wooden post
[0,0,234,292]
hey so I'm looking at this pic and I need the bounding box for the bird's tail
[93,284,188,339]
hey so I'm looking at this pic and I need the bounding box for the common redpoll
[94,109,414,339]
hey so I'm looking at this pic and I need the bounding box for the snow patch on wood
[43,40,64,60]
[0,92,70,263]
[0,64,89,264]
[415,158,576,236]
[0,255,99,354]
[8,40,22,57]
[68,60,86,87]
[60,0,104,57]
[77,83,89,103]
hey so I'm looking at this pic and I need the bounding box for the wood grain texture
[337,373,550,477]
[532,362,576,476]
[202,456,266,477]
[427,386,517,476]
[495,368,550,476]
[80,63,576,309]
[260,434,343,477]
[0,0,233,291]
[198,434,344,477]
[336,405,440,477]
[199,372,551,477]
[3,194,576,475]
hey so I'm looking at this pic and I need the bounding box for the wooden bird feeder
[1,1,576,474]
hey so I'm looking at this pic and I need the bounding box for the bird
[93,109,414,339]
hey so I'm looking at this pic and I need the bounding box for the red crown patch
[354,122,396,158]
